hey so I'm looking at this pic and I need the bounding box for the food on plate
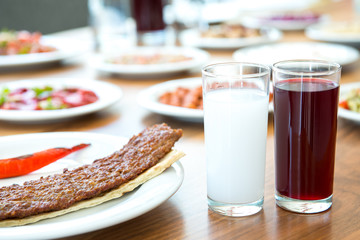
[322,22,360,35]
[109,53,193,65]
[159,86,203,109]
[0,123,184,227]
[0,143,90,179]
[0,30,56,55]
[339,88,360,113]
[0,86,99,110]
[262,12,320,22]
[159,85,273,110]
[200,23,261,38]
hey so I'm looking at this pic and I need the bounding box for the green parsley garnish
[0,87,10,106]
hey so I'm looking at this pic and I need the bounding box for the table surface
[1,1,359,239]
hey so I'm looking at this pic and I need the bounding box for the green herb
[0,41,7,48]
[32,86,53,98]
[19,46,31,54]
[0,87,10,106]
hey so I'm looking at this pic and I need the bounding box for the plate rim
[0,131,184,239]
[232,41,360,67]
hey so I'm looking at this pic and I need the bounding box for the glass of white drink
[202,62,270,217]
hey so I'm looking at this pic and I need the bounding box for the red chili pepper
[0,143,90,179]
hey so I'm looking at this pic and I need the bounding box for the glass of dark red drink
[132,0,171,46]
[272,60,341,213]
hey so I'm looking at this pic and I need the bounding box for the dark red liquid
[133,0,165,32]
[274,78,339,200]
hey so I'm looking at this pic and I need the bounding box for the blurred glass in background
[88,0,136,53]
[88,0,176,53]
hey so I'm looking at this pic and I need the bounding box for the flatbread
[0,149,185,227]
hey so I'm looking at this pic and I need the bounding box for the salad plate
[338,82,360,123]
[0,36,91,68]
[0,78,122,122]
[0,132,184,239]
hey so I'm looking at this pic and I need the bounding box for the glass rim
[272,59,342,76]
[202,62,271,79]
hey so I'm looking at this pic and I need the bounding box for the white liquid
[204,89,269,204]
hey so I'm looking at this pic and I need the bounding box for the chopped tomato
[339,100,349,110]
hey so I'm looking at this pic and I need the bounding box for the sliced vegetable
[0,143,90,179]
[339,88,360,113]
[339,100,349,110]
[0,86,99,110]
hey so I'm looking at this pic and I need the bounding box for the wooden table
[1,1,359,239]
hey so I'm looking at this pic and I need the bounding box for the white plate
[0,36,91,68]
[137,77,273,122]
[179,27,282,50]
[0,78,122,122]
[92,46,210,78]
[338,82,360,123]
[0,132,184,239]
[242,12,326,31]
[306,22,360,46]
[233,42,360,67]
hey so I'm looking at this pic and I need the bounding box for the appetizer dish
[200,23,261,39]
[338,82,360,122]
[159,86,203,110]
[242,11,324,30]
[306,21,360,45]
[109,53,193,65]
[0,32,91,69]
[0,124,184,228]
[0,86,98,110]
[159,85,273,110]
[339,88,360,113]
[179,26,282,49]
[233,42,360,68]
[93,46,210,77]
[0,78,122,122]
[259,12,320,23]
[0,30,56,55]
[319,22,360,35]
[138,78,274,122]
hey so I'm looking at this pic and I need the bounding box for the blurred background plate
[306,22,360,47]
[0,36,91,68]
[233,42,360,67]
[241,12,327,31]
[179,27,282,50]
[338,82,360,123]
[92,46,210,78]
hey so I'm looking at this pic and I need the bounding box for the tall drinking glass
[202,62,270,217]
[272,60,341,214]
